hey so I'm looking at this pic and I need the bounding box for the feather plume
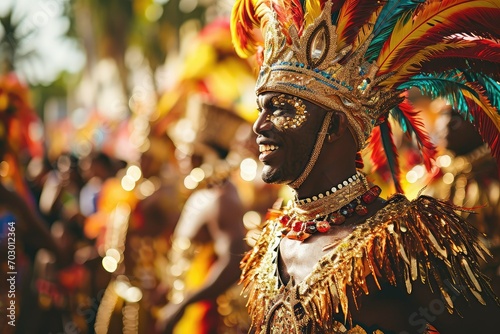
[231,0,272,57]
[391,100,437,171]
[470,73,500,112]
[368,126,387,177]
[335,0,383,51]
[399,72,500,166]
[460,81,500,137]
[369,121,403,193]
[377,0,500,75]
[290,0,305,34]
[382,41,469,88]
[366,0,424,62]
[412,38,500,84]
[467,98,500,167]
[399,72,475,119]
[304,0,324,26]
[384,37,500,87]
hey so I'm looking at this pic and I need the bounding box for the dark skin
[254,91,500,333]
[155,173,248,334]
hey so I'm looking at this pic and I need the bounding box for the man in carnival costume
[230,0,500,333]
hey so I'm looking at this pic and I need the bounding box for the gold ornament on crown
[255,1,402,149]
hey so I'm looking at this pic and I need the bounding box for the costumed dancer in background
[92,131,184,334]
[155,102,251,334]
[0,72,68,334]
[153,19,264,334]
[230,0,500,333]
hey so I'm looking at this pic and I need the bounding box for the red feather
[419,38,500,81]
[465,97,500,171]
[378,0,500,75]
[335,0,382,50]
[368,126,386,174]
[290,0,305,34]
[231,0,258,56]
[397,99,437,171]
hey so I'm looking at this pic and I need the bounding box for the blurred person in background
[79,151,119,218]
[93,132,184,334]
[154,102,251,334]
[0,72,70,334]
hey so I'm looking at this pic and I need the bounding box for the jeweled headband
[253,1,400,149]
[231,0,500,192]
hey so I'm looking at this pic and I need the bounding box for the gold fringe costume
[240,194,497,333]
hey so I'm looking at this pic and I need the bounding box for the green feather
[365,0,424,62]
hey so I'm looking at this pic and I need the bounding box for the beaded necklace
[281,173,381,241]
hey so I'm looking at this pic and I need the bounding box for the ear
[327,111,348,142]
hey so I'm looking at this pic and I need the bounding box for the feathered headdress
[231,0,500,193]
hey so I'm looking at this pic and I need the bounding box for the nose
[253,110,273,134]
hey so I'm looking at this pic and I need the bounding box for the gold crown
[255,1,401,149]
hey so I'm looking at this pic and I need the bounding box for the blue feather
[463,72,500,114]
[398,72,478,122]
[365,0,424,62]
[390,106,409,133]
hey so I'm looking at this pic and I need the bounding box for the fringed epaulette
[240,194,498,332]
[240,215,282,331]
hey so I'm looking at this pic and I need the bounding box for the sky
[0,0,85,85]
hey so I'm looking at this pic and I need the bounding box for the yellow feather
[353,6,382,50]
[377,0,500,74]
[461,87,500,133]
[304,0,322,26]
[230,0,272,58]
[382,42,470,87]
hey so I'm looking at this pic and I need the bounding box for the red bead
[316,221,331,233]
[371,185,382,196]
[292,221,303,232]
[361,186,381,204]
[280,215,291,226]
[330,213,346,225]
[355,204,368,216]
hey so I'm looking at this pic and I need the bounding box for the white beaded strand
[296,172,361,205]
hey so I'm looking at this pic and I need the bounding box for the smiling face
[254,92,327,184]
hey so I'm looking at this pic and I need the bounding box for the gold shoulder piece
[394,194,498,310]
[240,195,498,333]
